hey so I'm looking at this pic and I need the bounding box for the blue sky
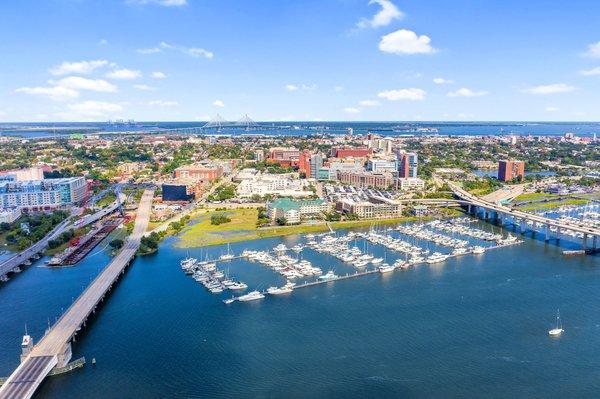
[1,0,600,122]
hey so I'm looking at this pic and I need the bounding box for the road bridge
[446,181,599,250]
[0,189,154,399]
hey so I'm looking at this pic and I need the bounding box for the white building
[237,173,311,198]
[397,177,425,191]
[0,177,87,211]
[267,198,330,224]
[0,207,21,224]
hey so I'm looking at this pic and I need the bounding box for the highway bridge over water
[0,189,154,399]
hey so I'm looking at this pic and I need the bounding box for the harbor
[178,218,524,304]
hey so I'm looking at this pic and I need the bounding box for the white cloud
[138,42,213,59]
[379,29,435,55]
[521,83,576,95]
[151,71,166,79]
[56,76,118,93]
[133,84,155,91]
[447,87,488,97]
[545,106,560,112]
[580,67,600,76]
[359,100,381,107]
[457,113,475,119]
[99,39,108,45]
[137,47,162,54]
[127,0,187,6]
[433,77,453,85]
[186,48,214,59]
[149,100,178,107]
[334,86,344,92]
[344,107,361,114]
[378,88,426,101]
[584,41,600,58]
[15,85,79,101]
[284,83,316,92]
[106,68,142,80]
[50,59,108,76]
[212,99,225,107]
[357,0,403,29]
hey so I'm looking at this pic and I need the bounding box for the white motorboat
[319,270,338,281]
[238,290,265,302]
[267,282,295,295]
[378,263,395,273]
[472,246,485,254]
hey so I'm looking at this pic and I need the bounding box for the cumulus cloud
[105,68,142,80]
[344,107,361,114]
[545,106,560,112]
[285,84,299,91]
[212,99,225,107]
[379,29,435,55]
[359,100,381,107]
[16,85,79,101]
[284,83,316,92]
[521,83,576,95]
[433,77,453,85]
[149,100,178,106]
[580,67,600,76]
[55,76,118,93]
[186,48,214,59]
[378,88,426,101]
[334,86,344,92]
[447,87,488,97]
[50,59,108,76]
[151,71,167,79]
[357,0,403,29]
[583,41,600,58]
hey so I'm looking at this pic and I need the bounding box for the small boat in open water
[548,309,564,337]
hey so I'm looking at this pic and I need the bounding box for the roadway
[0,189,154,399]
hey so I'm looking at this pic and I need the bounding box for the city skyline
[2,0,600,122]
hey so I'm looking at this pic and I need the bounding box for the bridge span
[0,189,154,399]
[446,181,599,250]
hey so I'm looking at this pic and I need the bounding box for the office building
[0,177,87,211]
[337,171,393,189]
[497,160,525,182]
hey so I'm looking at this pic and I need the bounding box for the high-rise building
[497,160,525,182]
[397,151,418,178]
[298,150,311,176]
[309,154,323,179]
[0,177,87,211]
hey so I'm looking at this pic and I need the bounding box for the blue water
[0,221,599,398]
[1,121,599,138]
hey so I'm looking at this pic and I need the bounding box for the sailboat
[220,244,235,261]
[548,309,564,337]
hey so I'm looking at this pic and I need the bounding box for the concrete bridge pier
[583,233,588,251]
[593,235,597,249]
[544,224,550,241]
[56,342,73,368]
[519,220,527,234]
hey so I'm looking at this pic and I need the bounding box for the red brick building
[337,171,393,189]
[174,164,223,183]
[331,146,372,159]
[298,150,312,176]
[497,160,525,182]
[268,147,300,167]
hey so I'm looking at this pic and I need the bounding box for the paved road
[0,189,154,399]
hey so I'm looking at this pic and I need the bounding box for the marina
[177,218,524,304]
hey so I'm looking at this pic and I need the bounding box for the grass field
[513,192,560,202]
[516,198,589,211]
[96,192,116,208]
[175,208,436,248]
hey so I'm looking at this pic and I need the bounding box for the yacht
[267,282,295,295]
[228,282,248,290]
[378,263,396,273]
[548,309,564,337]
[181,257,197,268]
[274,244,287,252]
[220,244,235,260]
[472,246,485,254]
[371,257,384,265]
[238,290,265,302]
[426,252,448,264]
[319,270,338,281]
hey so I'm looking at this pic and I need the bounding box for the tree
[275,217,287,226]
[110,238,124,249]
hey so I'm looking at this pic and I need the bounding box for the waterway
[0,220,599,398]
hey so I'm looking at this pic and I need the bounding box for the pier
[0,189,154,399]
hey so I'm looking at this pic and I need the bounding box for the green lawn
[514,192,560,202]
[96,192,116,208]
[517,198,588,211]
[176,208,436,248]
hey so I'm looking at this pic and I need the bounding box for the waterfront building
[337,171,393,189]
[267,198,330,223]
[0,177,87,211]
[336,195,401,219]
[498,160,525,182]
[397,177,426,191]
